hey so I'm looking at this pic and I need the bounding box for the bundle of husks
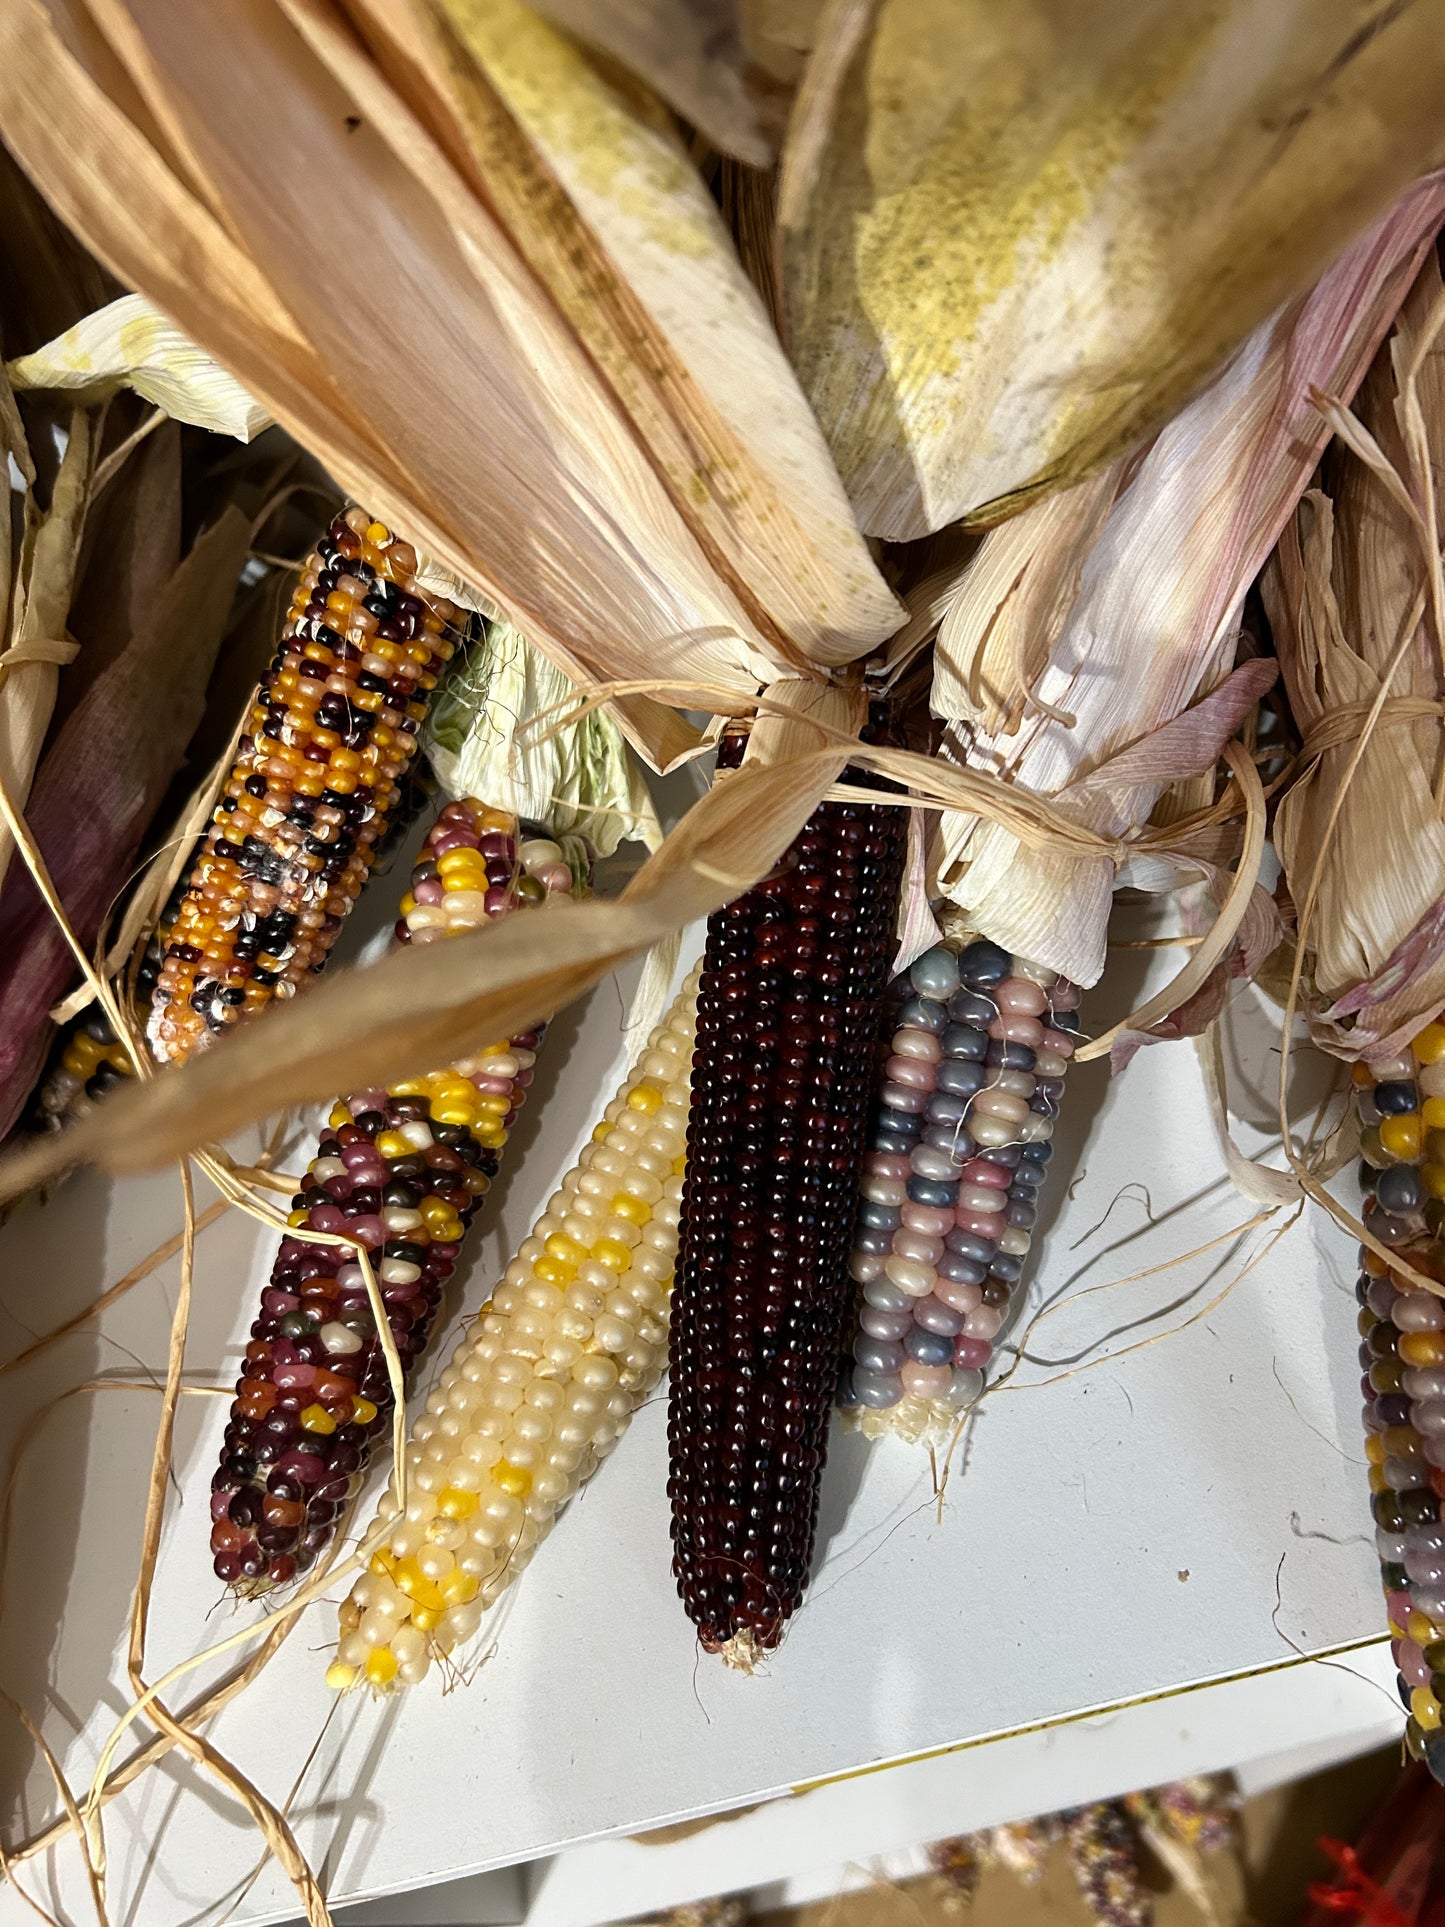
[5,0,1445,1917]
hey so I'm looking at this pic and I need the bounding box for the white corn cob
[329,969,699,1691]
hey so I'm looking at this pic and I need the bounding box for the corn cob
[840,935,1080,1443]
[668,731,907,1661]
[1351,1019,1445,1782]
[331,974,699,1691]
[210,801,587,1591]
[147,508,460,1062]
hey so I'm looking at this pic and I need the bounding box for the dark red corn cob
[209,801,587,1591]
[668,726,907,1661]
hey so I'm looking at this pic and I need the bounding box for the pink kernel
[885,1056,933,1090]
[959,1158,1009,1189]
[1387,1589,1414,1629]
[274,1361,318,1393]
[954,1337,992,1371]
[348,1090,387,1116]
[901,1203,953,1237]
[412,877,445,906]
[307,1204,348,1236]
[348,1216,388,1250]
[989,1013,1045,1048]
[1041,1027,1076,1057]
[868,1153,912,1182]
[261,1289,300,1319]
[955,1208,1006,1240]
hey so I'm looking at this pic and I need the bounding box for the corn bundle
[210,800,586,1590]
[146,509,460,1062]
[668,731,907,1661]
[332,976,698,1690]
[841,936,1080,1442]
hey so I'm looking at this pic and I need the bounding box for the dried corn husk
[780,0,1445,539]
[426,617,661,854]
[0,0,900,776]
[0,495,252,1139]
[0,406,95,895]
[1264,240,1445,1064]
[7,293,270,439]
[932,178,1445,991]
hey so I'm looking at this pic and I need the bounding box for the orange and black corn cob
[210,799,588,1590]
[147,508,461,1062]
[668,728,906,1659]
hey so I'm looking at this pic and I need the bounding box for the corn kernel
[1425,1097,1445,1131]
[1410,1610,1441,1647]
[442,1569,480,1605]
[494,1460,532,1498]
[1381,1115,1424,1160]
[438,1487,479,1519]
[352,1398,378,1425]
[1415,1023,1445,1063]
[627,1084,663,1114]
[365,1647,399,1686]
[329,1103,351,1128]
[592,1239,631,1272]
[1365,1434,1385,1464]
[326,1660,358,1691]
[611,1194,651,1224]
[300,1403,337,1435]
[1413,1686,1443,1731]
[546,1234,586,1266]
[374,1129,411,1159]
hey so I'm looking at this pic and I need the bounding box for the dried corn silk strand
[147,508,460,1062]
[840,936,1080,1445]
[669,729,908,1659]
[333,975,699,1690]
[1350,1015,1445,1778]
[212,802,587,1591]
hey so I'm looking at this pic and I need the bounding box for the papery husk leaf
[0,407,95,894]
[426,617,662,854]
[522,0,782,163]
[780,0,1445,539]
[0,0,784,773]
[0,683,845,1190]
[414,0,901,667]
[1264,240,1445,1062]
[0,503,250,1139]
[7,293,272,440]
[932,181,1445,987]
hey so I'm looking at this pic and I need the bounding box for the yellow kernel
[288,1209,310,1228]
[365,1647,399,1686]
[534,1258,576,1288]
[592,1122,611,1143]
[352,1397,378,1424]
[1415,1023,1445,1064]
[411,1606,441,1632]
[436,849,489,879]
[627,1084,663,1114]
[476,1124,506,1148]
[391,1080,427,1097]
[1401,1332,1445,1367]
[546,1233,585,1266]
[394,1559,447,1611]
[442,1570,480,1606]
[1381,1115,1424,1160]
[326,1660,358,1691]
[438,1487,479,1519]
[1365,1434,1386,1464]
[1369,1464,1388,1492]
[300,1403,337,1435]
[365,521,390,544]
[1410,1610,1441,1647]
[1423,1163,1445,1202]
[375,1129,412,1159]
[329,1103,351,1128]
[370,1551,395,1577]
[478,807,514,831]
[494,1460,532,1498]
[1413,1686,1443,1731]
[673,1154,688,1175]
[398,892,416,916]
[476,1094,511,1116]
[1425,1097,1445,1131]
[611,1194,651,1225]
[592,1238,630,1272]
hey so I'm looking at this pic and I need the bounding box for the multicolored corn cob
[1352,1018,1445,1780]
[147,508,460,1062]
[668,732,907,1662]
[331,975,698,1691]
[210,800,587,1591]
[840,935,1080,1442]
[1063,1802,1151,1927]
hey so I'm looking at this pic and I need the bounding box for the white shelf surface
[0,908,1397,1927]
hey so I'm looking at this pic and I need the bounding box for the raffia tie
[1299,694,1445,760]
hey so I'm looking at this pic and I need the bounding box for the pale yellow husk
[780,0,1445,539]
[1264,241,1445,1064]
[7,293,271,439]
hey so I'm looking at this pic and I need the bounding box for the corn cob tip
[717,1629,764,1674]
